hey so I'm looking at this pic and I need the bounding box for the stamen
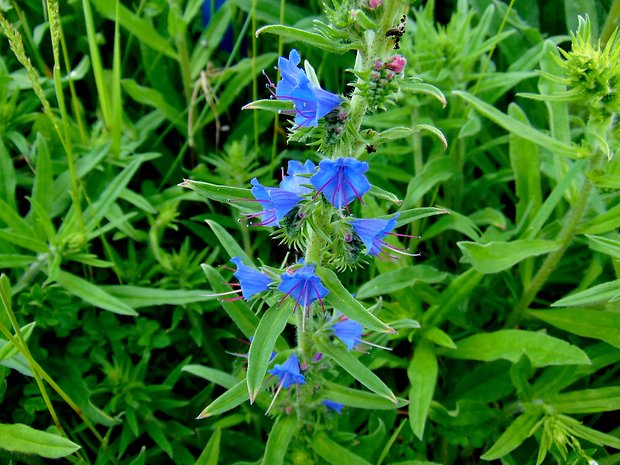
[266,381,285,415]
[204,289,242,298]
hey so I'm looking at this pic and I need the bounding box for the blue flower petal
[230,256,272,300]
[310,158,371,209]
[331,317,364,350]
[250,178,301,227]
[351,213,399,256]
[278,264,329,310]
[280,160,316,194]
[322,399,345,414]
[268,353,305,388]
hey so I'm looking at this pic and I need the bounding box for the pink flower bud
[368,0,383,8]
[386,55,407,73]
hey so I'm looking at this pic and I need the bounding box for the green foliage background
[0,0,619,464]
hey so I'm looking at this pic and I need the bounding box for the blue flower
[331,316,364,350]
[310,157,371,210]
[322,399,345,414]
[230,256,272,300]
[247,178,301,227]
[351,213,419,260]
[280,160,316,195]
[268,353,305,389]
[275,49,341,127]
[278,264,329,313]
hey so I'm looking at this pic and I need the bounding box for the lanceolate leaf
[256,25,352,53]
[529,308,620,349]
[481,411,542,460]
[260,415,296,465]
[551,280,620,307]
[457,240,559,274]
[0,423,80,458]
[206,220,253,265]
[197,380,249,418]
[321,381,408,410]
[444,330,590,367]
[311,432,373,465]
[550,387,620,414]
[179,179,255,210]
[247,302,293,402]
[195,429,221,465]
[408,340,437,439]
[317,266,394,334]
[316,337,397,403]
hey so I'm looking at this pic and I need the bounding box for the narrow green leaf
[580,203,620,235]
[206,220,252,265]
[90,0,178,59]
[316,337,397,403]
[562,414,620,449]
[403,157,453,208]
[182,365,239,389]
[586,234,620,259]
[321,381,407,410]
[368,185,402,205]
[256,25,352,54]
[415,124,448,149]
[453,90,576,158]
[458,240,559,274]
[395,207,449,227]
[195,428,221,465]
[356,265,449,300]
[0,254,36,268]
[180,179,254,210]
[197,380,249,418]
[551,280,620,307]
[529,308,620,349]
[247,302,293,401]
[423,269,484,327]
[0,423,80,458]
[0,322,35,361]
[400,81,446,106]
[0,230,48,253]
[311,432,373,465]
[242,98,294,113]
[424,327,456,349]
[444,330,591,367]
[408,340,437,439]
[55,271,138,316]
[317,266,394,334]
[0,139,16,208]
[122,79,184,130]
[550,387,620,414]
[31,135,54,233]
[201,264,259,339]
[481,411,542,460]
[261,415,296,465]
[101,285,215,308]
[0,198,36,239]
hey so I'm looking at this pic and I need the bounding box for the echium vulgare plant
[182,0,447,461]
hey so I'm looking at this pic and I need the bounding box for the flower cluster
[357,55,408,111]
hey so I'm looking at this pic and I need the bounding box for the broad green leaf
[481,411,542,460]
[311,432,373,465]
[550,387,620,414]
[182,365,239,389]
[529,309,620,349]
[55,271,138,316]
[201,264,259,338]
[444,330,591,367]
[0,423,80,458]
[317,266,394,334]
[90,0,178,59]
[247,302,293,401]
[508,104,542,225]
[195,428,221,465]
[356,265,448,300]
[453,90,576,158]
[403,157,453,208]
[424,327,456,349]
[423,211,481,241]
[242,98,294,113]
[0,322,35,361]
[551,280,620,307]
[458,240,559,274]
[101,285,215,308]
[206,220,252,265]
[408,340,437,439]
[316,337,397,403]
[197,380,249,418]
[260,415,296,465]
[256,25,352,54]
[321,381,407,410]
[180,179,254,210]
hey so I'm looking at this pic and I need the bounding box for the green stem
[506,156,601,328]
